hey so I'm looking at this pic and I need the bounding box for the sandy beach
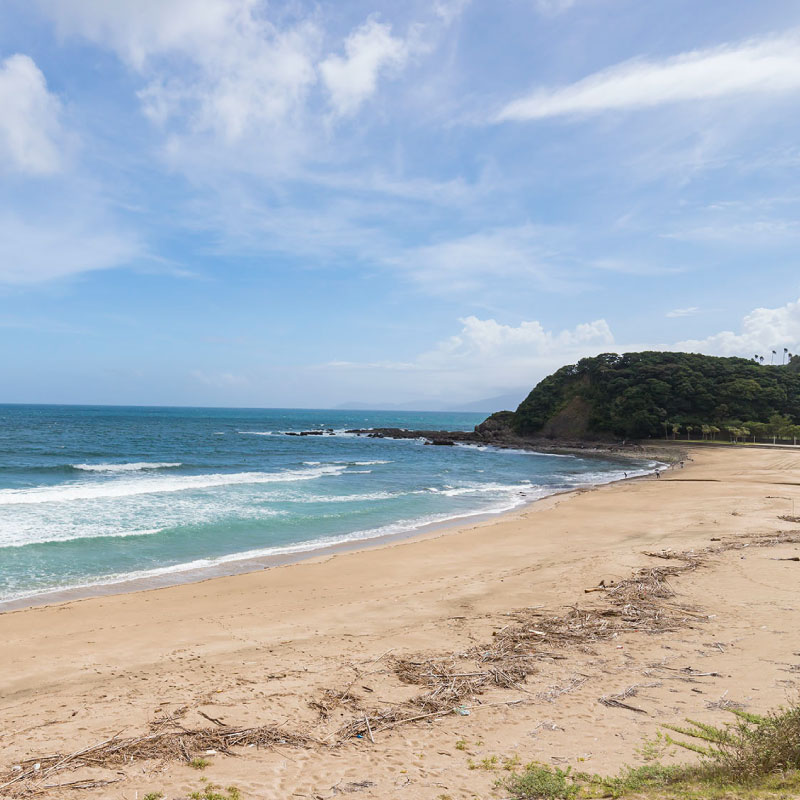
[2,445,800,799]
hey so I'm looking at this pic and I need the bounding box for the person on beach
[655,470,661,479]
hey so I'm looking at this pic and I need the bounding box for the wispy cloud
[496,31,800,122]
[387,224,578,295]
[0,212,140,284]
[0,54,63,174]
[534,0,579,16]
[663,219,800,243]
[666,306,699,318]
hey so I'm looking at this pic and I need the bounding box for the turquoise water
[0,405,655,605]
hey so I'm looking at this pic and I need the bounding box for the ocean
[0,405,656,607]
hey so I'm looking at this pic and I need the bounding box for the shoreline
[5,445,798,799]
[0,450,662,614]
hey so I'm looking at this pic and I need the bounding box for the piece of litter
[454,706,470,716]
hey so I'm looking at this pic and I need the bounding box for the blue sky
[2,0,800,408]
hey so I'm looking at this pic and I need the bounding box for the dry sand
[2,445,800,799]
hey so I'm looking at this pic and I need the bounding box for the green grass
[468,754,499,770]
[188,782,242,800]
[189,756,211,770]
[503,763,800,799]
[143,793,164,800]
[502,764,580,799]
[502,702,800,799]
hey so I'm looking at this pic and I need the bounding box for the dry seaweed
[0,720,315,796]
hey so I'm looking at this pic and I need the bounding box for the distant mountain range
[335,389,528,414]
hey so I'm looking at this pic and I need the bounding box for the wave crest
[0,465,348,506]
[73,462,182,473]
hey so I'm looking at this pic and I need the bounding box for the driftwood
[0,721,316,796]
[598,683,660,715]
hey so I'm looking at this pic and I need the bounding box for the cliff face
[480,351,800,441]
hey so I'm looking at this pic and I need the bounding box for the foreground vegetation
[502,703,800,799]
[133,703,800,799]
[500,351,800,440]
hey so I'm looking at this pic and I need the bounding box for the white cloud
[676,297,800,357]
[38,0,244,69]
[496,31,800,122]
[322,315,615,401]
[0,54,62,174]
[663,219,800,244]
[38,0,320,147]
[390,224,576,295]
[534,0,578,16]
[0,213,140,284]
[315,298,800,404]
[422,315,614,366]
[320,18,409,116]
[433,0,471,25]
[666,306,699,318]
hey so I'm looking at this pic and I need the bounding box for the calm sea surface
[0,405,655,605]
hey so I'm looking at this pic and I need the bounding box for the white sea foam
[0,502,288,548]
[0,494,533,605]
[455,443,575,457]
[4,526,171,546]
[282,491,394,503]
[557,463,660,486]
[73,462,183,472]
[0,465,348,506]
[303,459,389,468]
[427,481,534,497]
[240,429,349,437]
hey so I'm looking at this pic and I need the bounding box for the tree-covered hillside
[505,351,800,440]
